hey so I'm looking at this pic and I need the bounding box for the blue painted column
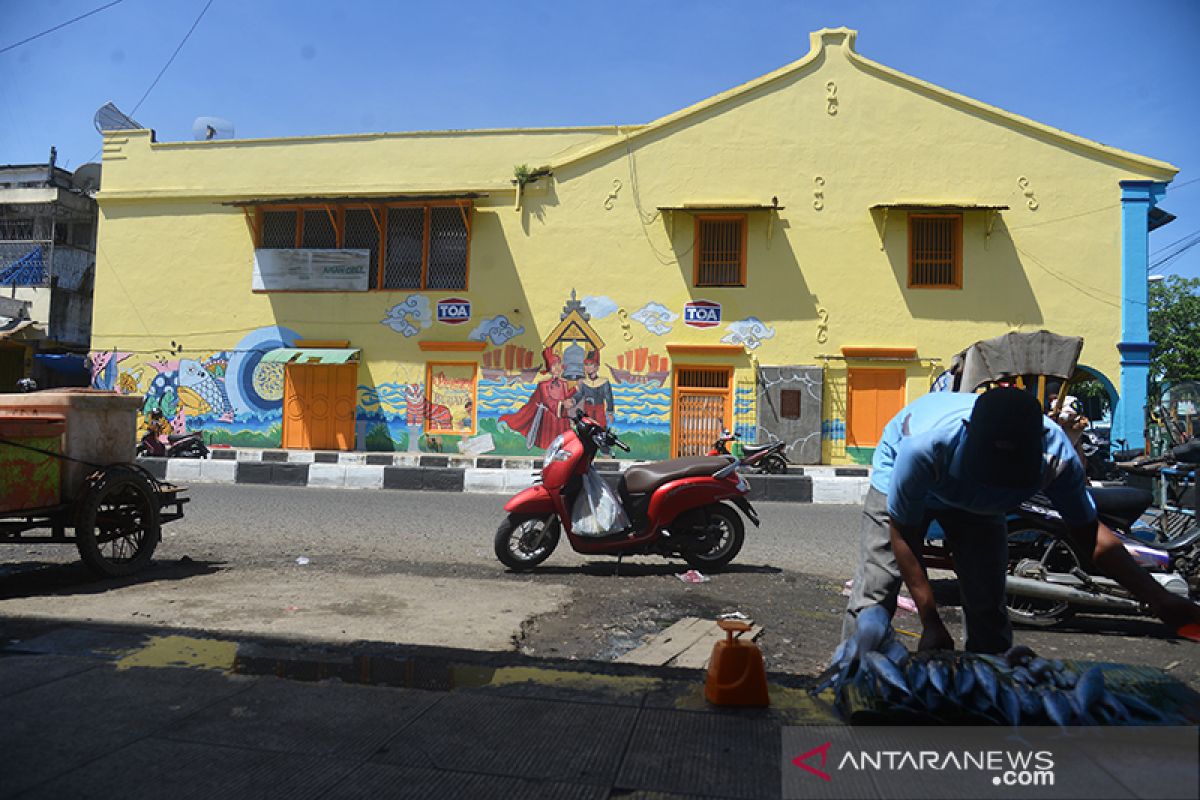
[1112,180,1167,450]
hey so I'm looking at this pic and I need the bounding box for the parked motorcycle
[495,411,760,571]
[708,429,789,474]
[136,410,209,459]
[1002,485,1200,626]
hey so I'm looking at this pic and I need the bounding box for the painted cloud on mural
[630,302,678,336]
[469,315,526,346]
[381,295,433,337]
[581,295,618,319]
[721,317,776,350]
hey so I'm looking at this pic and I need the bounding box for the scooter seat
[1088,485,1153,529]
[166,433,193,443]
[742,442,777,456]
[622,456,732,494]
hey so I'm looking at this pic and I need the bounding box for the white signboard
[252,249,371,292]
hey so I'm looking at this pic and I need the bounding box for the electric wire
[0,0,124,56]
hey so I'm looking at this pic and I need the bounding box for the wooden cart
[0,399,188,578]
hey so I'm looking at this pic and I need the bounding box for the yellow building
[91,28,1178,464]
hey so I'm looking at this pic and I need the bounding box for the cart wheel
[75,467,161,578]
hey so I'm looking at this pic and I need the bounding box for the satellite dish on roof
[193,116,235,141]
[93,102,142,134]
[73,163,102,194]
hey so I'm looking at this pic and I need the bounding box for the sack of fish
[816,605,1186,725]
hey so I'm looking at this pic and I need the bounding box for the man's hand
[918,617,954,652]
[1150,593,1200,630]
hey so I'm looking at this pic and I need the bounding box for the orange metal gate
[671,366,732,457]
[282,363,358,450]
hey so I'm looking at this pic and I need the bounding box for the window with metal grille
[427,206,469,289]
[676,368,731,389]
[384,207,424,290]
[254,202,470,290]
[908,214,961,288]
[780,389,802,420]
[301,210,337,248]
[261,211,297,248]
[343,209,380,289]
[694,215,746,287]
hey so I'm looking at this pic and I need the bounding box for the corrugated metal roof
[260,348,360,365]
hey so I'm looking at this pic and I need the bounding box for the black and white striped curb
[136,450,872,504]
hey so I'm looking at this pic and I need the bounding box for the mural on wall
[500,348,577,449]
[721,317,776,350]
[381,295,433,336]
[630,302,678,336]
[427,364,475,433]
[90,325,300,446]
[469,315,525,346]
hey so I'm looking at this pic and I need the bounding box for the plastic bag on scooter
[571,467,631,537]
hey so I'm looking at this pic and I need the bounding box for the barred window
[694,215,746,287]
[260,211,297,248]
[427,206,469,289]
[909,214,961,288]
[301,209,337,248]
[254,202,471,290]
[384,207,424,290]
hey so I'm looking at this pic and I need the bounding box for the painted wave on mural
[359,379,671,429]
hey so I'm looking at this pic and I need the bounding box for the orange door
[847,368,906,447]
[671,366,732,457]
[282,364,358,450]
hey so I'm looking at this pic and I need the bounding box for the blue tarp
[0,246,47,286]
[34,353,89,376]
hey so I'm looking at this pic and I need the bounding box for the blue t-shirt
[870,392,1097,527]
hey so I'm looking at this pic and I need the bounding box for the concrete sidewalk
[138,448,873,505]
[0,620,837,799]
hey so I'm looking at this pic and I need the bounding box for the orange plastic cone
[705,619,770,707]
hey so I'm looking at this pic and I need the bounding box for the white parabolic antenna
[193,116,235,141]
[93,102,142,134]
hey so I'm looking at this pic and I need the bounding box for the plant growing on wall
[513,164,533,186]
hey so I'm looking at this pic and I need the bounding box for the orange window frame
[693,214,747,288]
[907,213,962,289]
[253,201,472,292]
[424,361,478,436]
[670,364,733,457]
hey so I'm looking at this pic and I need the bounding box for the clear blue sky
[3,0,1198,278]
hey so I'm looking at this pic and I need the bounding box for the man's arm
[1067,519,1200,628]
[890,520,954,651]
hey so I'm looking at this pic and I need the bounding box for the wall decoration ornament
[813,176,826,211]
[469,315,526,346]
[226,326,301,417]
[630,302,679,336]
[581,295,619,319]
[381,295,433,336]
[1018,176,1039,211]
[825,81,838,116]
[604,179,622,210]
[617,307,634,341]
[721,317,776,350]
[816,306,829,344]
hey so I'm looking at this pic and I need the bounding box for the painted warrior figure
[577,350,615,427]
[500,348,577,449]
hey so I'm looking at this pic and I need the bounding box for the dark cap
[961,387,1045,488]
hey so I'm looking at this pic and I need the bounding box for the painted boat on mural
[608,347,669,387]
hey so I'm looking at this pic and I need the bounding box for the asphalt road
[1,485,1196,685]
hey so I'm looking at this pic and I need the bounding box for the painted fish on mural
[178,359,235,422]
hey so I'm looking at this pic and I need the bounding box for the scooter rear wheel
[495,514,560,571]
[681,503,744,571]
[762,453,788,474]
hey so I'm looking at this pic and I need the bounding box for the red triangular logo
[791,741,832,782]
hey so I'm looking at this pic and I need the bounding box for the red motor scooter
[708,429,789,474]
[495,411,760,572]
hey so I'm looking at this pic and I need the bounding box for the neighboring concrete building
[0,149,98,390]
[90,28,1177,463]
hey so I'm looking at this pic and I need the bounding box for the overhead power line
[130,0,215,116]
[0,1,124,56]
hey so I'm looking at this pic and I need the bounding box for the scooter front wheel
[495,514,560,571]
